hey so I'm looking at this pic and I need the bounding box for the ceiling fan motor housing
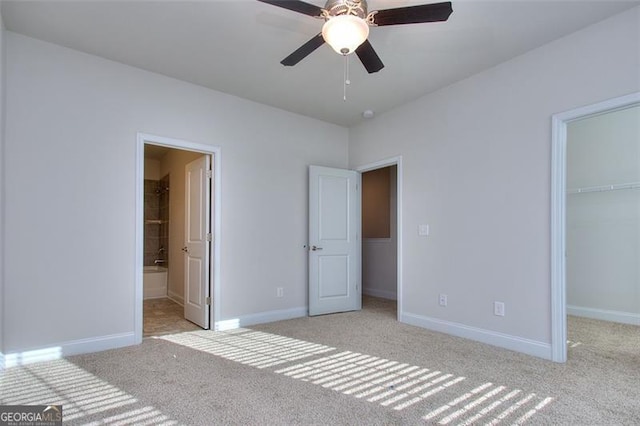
[324,0,368,18]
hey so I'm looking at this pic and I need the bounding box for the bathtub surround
[159,174,169,266]
[143,175,169,268]
[143,179,158,266]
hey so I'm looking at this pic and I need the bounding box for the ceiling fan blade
[371,2,453,26]
[281,33,325,66]
[355,40,384,74]
[257,0,324,18]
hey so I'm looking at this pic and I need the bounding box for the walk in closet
[566,105,640,324]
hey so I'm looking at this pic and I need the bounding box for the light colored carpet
[1,296,638,425]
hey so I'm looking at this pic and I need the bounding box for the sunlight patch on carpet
[274,350,467,411]
[159,328,335,369]
[276,349,554,424]
[0,359,180,425]
[160,328,554,424]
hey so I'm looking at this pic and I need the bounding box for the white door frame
[356,156,403,321]
[135,133,222,343]
[550,92,639,363]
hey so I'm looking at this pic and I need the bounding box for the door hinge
[206,170,212,179]
[206,233,212,242]
[206,296,211,305]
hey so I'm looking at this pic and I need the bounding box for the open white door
[184,155,211,328]
[309,165,361,316]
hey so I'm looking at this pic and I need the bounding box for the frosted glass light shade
[322,15,370,55]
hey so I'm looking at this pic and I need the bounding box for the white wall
[363,166,397,300]
[566,106,640,324]
[3,32,348,354]
[0,10,6,356]
[349,7,640,358]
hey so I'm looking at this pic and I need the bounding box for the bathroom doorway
[135,134,221,341]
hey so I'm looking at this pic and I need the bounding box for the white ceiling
[2,0,638,127]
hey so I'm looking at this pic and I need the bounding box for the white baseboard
[216,307,308,331]
[401,312,552,360]
[61,332,137,356]
[363,288,397,300]
[167,290,184,306]
[567,305,640,326]
[0,332,136,369]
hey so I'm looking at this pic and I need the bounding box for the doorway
[550,92,640,362]
[357,157,402,320]
[135,133,221,343]
[564,104,640,359]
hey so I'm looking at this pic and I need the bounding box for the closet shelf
[144,219,168,225]
[567,181,640,194]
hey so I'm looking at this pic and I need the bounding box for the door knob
[311,245,323,251]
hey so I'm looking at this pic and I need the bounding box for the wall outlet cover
[439,294,447,307]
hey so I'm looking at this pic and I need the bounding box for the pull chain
[343,53,351,101]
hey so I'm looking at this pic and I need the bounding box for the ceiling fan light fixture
[322,14,370,55]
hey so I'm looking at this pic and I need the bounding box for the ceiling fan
[257,0,453,73]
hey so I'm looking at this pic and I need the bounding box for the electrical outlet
[439,294,447,307]
[494,301,505,316]
[276,287,284,298]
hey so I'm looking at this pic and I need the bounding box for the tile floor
[143,298,201,337]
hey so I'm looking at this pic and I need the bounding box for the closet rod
[567,181,640,194]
